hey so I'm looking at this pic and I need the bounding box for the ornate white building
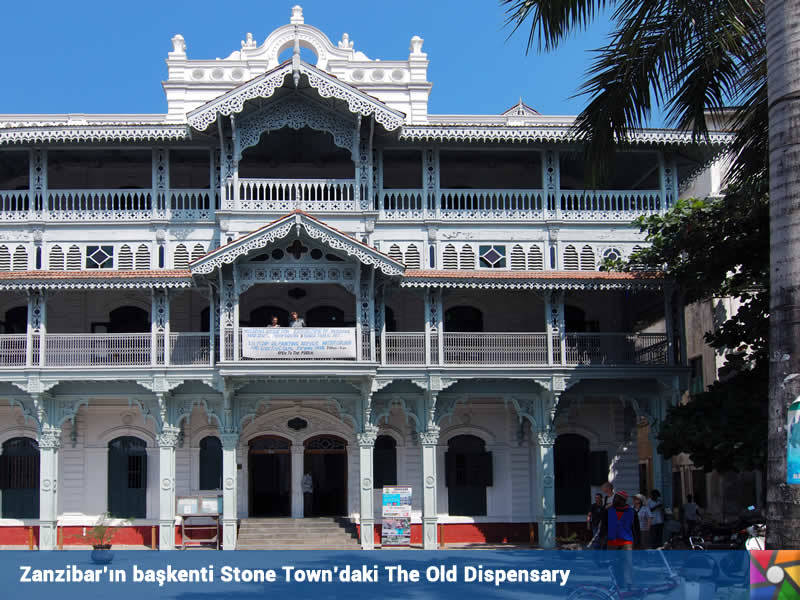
[0,6,728,550]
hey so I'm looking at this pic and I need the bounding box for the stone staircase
[236,517,362,550]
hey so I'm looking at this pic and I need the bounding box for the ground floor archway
[248,436,291,517]
[303,435,347,517]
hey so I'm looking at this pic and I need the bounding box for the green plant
[71,513,131,548]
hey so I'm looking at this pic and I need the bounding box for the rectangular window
[689,356,704,395]
[382,149,422,189]
[85,245,114,269]
[170,149,211,189]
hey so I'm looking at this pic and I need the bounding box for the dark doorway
[306,306,346,327]
[108,436,147,518]
[564,306,587,332]
[248,436,291,517]
[109,306,149,333]
[199,436,222,491]
[304,435,347,516]
[554,433,591,514]
[248,306,289,328]
[445,435,492,516]
[1,306,26,334]
[0,437,39,518]
[445,306,484,332]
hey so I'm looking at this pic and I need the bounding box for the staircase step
[235,517,360,550]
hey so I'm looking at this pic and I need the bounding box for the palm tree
[764,0,800,548]
[503,0,800,547]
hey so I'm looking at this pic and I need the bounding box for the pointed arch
[442,244,458,269]
[528,245,544,270]
[12,246,27,271]
[117,245,133,270]
[173,244,189,269]
[404,244,421,269]
[459,245,476,270]
[580,245,596,270]
[134,244,151,270]
[191,243,206,262]
[0,246,9,271]
[510,244,526,270]
[563,245,579,270]
[66,245,82,270]
[387,244,403,263]
[48,245,65,270]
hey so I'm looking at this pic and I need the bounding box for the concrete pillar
[220,433,239,550]
[157,426,179,550]
[420,428,439,550]
[536,430,556,549]
[291,443,304,518]
[38,425,61,550]
[357,430,377,549]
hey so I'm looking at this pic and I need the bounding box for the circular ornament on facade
[371,69,385,81]
[224,477,235,490]
[362,477,372,490]
[287,417,308,431]
[122,414,133,426]
[231,68,244,80]
[161,478,172,490]
[191,69,205,80]
[391,69,405,81]
[352,70,364,81]
[543,475,554,487]
[211,68,224,80]
[425,476,434,487]
[42,479,51,491]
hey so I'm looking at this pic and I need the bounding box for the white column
[232,268,240,362]
[435,290,444,366]
[291,444,304,518]
[220,433,239,550]
[554,291,566,365]
[536,430,556,549]
[420,428,439,550]
[355,267,363,360]
[357,430,377,549]
[38,425,61,550]
[26,291,45,367]
[423,291,432,366]
[544,293,554,366]
[151,290,159,366]
[157,426,179,550]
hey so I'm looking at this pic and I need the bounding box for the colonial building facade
[0,6,727,550]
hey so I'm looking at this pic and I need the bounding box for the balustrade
[0,331,667,367]
[229,178,357,212]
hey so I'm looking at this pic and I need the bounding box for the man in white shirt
[290,312,306,328]
[648,489,664,546]
[684,494,701,535]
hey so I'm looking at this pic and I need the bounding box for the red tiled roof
[402,270,661,280]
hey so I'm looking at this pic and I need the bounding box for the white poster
[241,327,357,359]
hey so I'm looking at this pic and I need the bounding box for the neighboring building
[0,6,727,550]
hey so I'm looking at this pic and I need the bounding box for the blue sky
[0,0,653,121]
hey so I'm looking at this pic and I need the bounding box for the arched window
[459,245,476,270]
[247,306,289,327]
[404,245,421,269]
[445,306,483,332]
[528,246,544,270]
[442,244,458,269]
[555,434,590,515]
[0,437,39,519]
[66,245,82,270]
[445,435,492,516]
[0,246,10,270]
[191,244,206,262]
[48,245,65,270]
[199,436,222,490]
[12,246,27,271]
[135,244,150,270]
[387,244,403,263]
[580,245,596,270]
[109,306,149,333]
[107,436,147,518]
[373,435,397,489]
[117,245,133,270]
[173,244,189,269]
[563,245,579,270]
[510,244,526,270]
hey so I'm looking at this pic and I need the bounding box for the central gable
[190,211,405,277]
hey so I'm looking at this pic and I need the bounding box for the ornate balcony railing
[0,332,668,368]
[0,191,30,221]
[227,178,358,212]
[558,190,662,220]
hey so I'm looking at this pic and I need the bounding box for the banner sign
[241,327,356,359]
[382,486,412,546]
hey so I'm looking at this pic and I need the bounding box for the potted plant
[71,513,130,564]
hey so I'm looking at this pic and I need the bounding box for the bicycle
[567,550,682,600]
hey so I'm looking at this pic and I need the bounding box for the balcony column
[232,266,241,361]
[422,148,439,219]
[29,148,46,219]
[544,292,554,366]
[355,266,363,361]
[220,431,239,549]
[26,290,46,367]
[355,116,374,211]
[38,424,61,550]
[357,427,377,549]
[663,283,676,365]
[367,269,376,362]
[535,426,557,549]
[420,424,440,550]
[550,290,566,365]
[151,289,169,366]
[375,148,385,219]
[157,422,179,550]
[219,270,236,361]
[376,284,386,364]
[290,443,304,518]
[152,148,168,219]
[543,150,560,220]
[424,289,443,365]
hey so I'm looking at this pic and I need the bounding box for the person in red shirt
[606,490,640,588]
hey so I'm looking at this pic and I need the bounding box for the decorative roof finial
[292,20,301,87]
[170,34,186,56]
[241,32,256,50]
[338,33,354,50]
[290,5,304,25]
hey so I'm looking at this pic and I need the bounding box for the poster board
[176,496,199,516]
[381,486,412,546]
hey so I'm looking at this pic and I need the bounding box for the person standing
[267,315,280,328]
[290,312,306,328]
[606,491,639,588]
[587,493,604,547]
[684,494,701,536]
[302,472,313,516]
[648,489,664,547]
[634,494,652,549]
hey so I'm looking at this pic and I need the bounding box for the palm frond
[500,0,613,52]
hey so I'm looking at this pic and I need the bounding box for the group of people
[587,482,665,550]
[266,312,306,328]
